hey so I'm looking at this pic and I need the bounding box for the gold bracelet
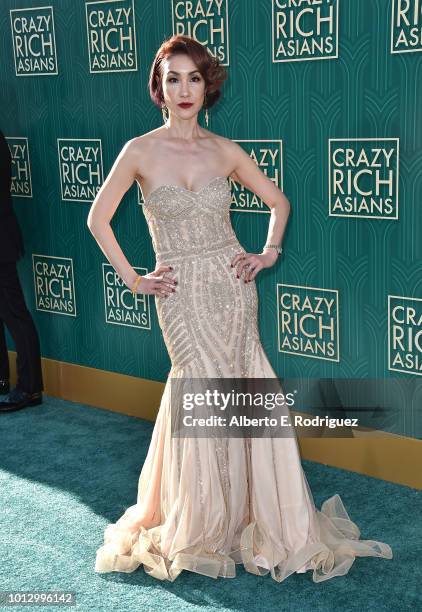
[131,274,142,297]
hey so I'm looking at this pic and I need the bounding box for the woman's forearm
[87,221,139,289]
[262,196,291,259]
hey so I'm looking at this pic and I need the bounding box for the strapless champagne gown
[94,176,392,582]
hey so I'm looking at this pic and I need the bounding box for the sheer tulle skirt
[95,355,393,583]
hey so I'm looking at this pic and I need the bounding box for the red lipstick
[178,103,193,108]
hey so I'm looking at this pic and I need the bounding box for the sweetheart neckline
[143,175,228,204]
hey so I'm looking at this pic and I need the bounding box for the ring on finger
[245,264,257,279]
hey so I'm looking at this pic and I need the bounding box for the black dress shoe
[0,379,10,394]
[0,387,43,412]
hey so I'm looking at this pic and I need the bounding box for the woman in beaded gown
[89,36,393,583]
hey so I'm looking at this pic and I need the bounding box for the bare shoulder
[218,136,245,158]
[120,129,166,177]
[211,134,246,160]
[124,129,161,155]
[209,134,250,179]
[202,129,232,150]
[199,130,239,169]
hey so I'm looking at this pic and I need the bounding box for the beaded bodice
[140,174,261,377]
[142,176,238,262]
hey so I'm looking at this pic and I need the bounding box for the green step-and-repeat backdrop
[1,0,421,437]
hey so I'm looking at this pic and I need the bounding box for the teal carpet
[0,394,420,612]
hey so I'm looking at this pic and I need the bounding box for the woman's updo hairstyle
[148,35,227,109]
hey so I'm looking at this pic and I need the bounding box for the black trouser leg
[0,319,10,380]
[0,262,43,393]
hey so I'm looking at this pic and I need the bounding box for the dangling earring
[203,94,209,127]
[161,104,168,124]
